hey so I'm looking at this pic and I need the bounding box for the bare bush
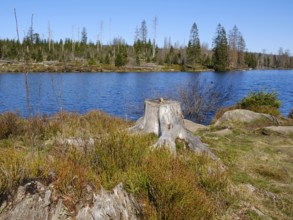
[178,78,231,124]
[289,109,293,119]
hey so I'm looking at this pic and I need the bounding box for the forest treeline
[0,20,292,72]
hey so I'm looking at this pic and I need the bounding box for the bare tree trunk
[15,8,34,152]
[48,22,51,51]
[152,16,157,58]
[131,99,216,159]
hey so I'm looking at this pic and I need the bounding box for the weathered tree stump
[131,99,216,159]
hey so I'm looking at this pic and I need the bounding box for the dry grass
[1,110,292,219]
[0,111,230,219]
[198,121,293,219]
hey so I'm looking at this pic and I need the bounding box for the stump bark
[131,99,216,159]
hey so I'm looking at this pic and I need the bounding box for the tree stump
[131,99,216,159]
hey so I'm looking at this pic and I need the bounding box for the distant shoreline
[0,60,209,73]
[0,60,292,73]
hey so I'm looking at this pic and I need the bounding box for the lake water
[0,70,292,123]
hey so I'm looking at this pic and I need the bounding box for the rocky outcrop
[0,182,141,220]
[77,183,142,220]
[0,181,69,220]
[215,109,278,127]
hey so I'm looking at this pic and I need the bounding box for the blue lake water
[0,70,292,123]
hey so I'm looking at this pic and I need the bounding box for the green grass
[199,122,293,219]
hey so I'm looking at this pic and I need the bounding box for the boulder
[183,119,208,133]
[262,126,293,135]
[210,128,233,136]
[215,109,278,127]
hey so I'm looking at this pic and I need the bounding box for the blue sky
[0,0,292,54]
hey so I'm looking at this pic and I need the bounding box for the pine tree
[186,22,201,69]
[140,20,147,44]
[81,27,87,44]
[114,38,128,67]
[212,24,228,72]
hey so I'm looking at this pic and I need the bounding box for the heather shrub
[238,90,281,115]
[0,112,24,139]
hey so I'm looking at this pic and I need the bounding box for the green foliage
[238,89,281,115]
[245,52,257,68]
[186,22,201,69]
[104,54,110,64]
[87,58,96,66]
[114,43,128,67]
[0,25,292,70]
[215,90,282,118]
[135,55,140,65]
[242,90,281,108]
[81,27,88,44]
[114,53,125,67]
[212,24,229,72]
[142,150,223,219]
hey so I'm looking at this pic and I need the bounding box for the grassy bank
[0,111,292,219]
[0,61,214,73]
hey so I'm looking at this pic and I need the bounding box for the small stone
[246,184,256,193]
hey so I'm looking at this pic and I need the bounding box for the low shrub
[238,89,281,115]
[245,105,280,116]
[141,149,225,219]
[214,90,282,120]
[0,112,24,139]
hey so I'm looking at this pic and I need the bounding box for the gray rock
[0,182,141,220]
[262,126,293,135]
[43,190,52,207]
[0,181,50,220]
[215,109,278,126]
[210,128,233,136]
[61,137,94,147]
[51,199,70,220]
[76,183,141,220]
[183,119,208,133]
[250,206,272,220]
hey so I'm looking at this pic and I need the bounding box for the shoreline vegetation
[0,60,292,73]
[0,60,212,73]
